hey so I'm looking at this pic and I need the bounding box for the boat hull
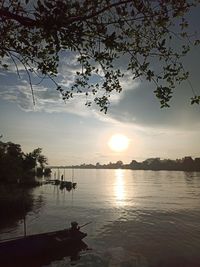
[0,229,87,266]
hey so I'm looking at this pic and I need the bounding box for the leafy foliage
[0,140,48,183]
[0,0,200,111]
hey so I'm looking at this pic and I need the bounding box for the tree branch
[65,0,133,24]
[0,7,36,27]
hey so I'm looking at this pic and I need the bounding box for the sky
[0,7,200,166]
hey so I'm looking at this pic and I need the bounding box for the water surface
[1,169,200,267]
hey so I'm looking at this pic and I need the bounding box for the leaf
[191,96,200,105]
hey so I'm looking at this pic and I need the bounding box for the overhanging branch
[0,8,36,27]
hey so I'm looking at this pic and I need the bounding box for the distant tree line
[61,157,200,171]
[0,140,50,184]
[128,157,200,171]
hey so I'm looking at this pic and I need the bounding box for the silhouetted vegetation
[36,167,51,177]
[0,139,48,231]
[128,157,200,171]
[0,140,49,185]
[59,157,200,171]
[1,1,200,111]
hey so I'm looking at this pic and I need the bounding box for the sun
[108,134,129,152]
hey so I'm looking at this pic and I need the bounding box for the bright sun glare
[108,134,129,152]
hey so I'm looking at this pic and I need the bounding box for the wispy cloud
[1,51,199,132]
[0,54,140,125]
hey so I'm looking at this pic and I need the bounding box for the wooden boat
[48,179,77,189]
[60,181,77,190]
[0,228,87,266]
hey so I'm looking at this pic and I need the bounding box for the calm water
[1,169,200,267]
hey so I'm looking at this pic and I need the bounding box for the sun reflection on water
[114,169,125,205]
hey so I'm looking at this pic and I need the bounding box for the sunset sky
[0,7,200,166]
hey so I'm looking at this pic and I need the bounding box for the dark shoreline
[50,156,200,172]
[50,166,200,172]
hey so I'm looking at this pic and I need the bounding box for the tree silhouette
[0,141,23,182]
[29,148,48,169]
[1,0,200,111]
[0,141,48,184]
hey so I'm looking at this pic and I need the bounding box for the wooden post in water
[71,168,74,205]
[22,187,27,237]
[23,216,27,237]
[58,167,60,180]
[72,168,74,183]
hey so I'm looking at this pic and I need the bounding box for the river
[1,169,200,267]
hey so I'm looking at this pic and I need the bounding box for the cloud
[0,77,107,121]
[108,79,200,130]
[1,70,199,132]
[0,53,138,125]
[57,52,82,88]
[1,48,200,132]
